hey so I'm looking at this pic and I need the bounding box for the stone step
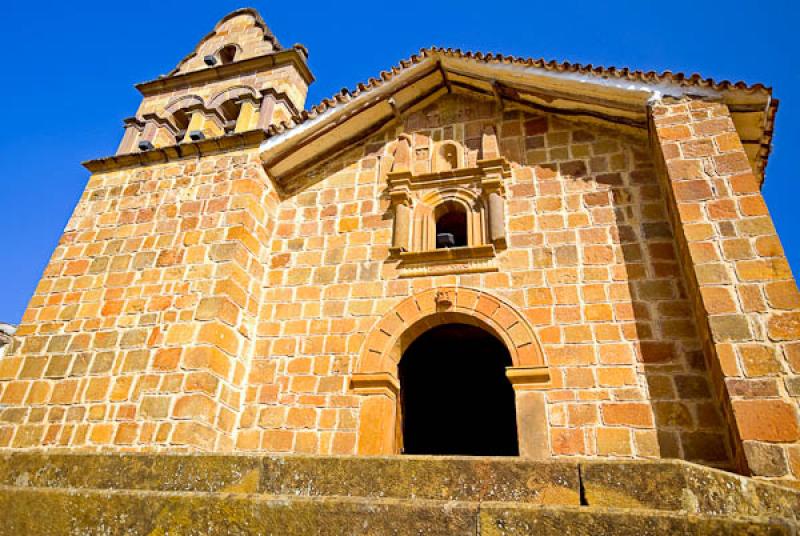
[0,452,580,503]
[0,485,794,536]
[1,452,798,522]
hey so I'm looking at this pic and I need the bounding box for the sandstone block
[601,403,653,428]
[733,400,800,442]
[743,441,790,477]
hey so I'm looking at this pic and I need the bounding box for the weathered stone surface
[744,441,790,477]
[0,452,261,493]
[0,480,795,536]
[683,463,800,520]
[581,460,800,522]
[0,487,478,536]
[0,453,799,533]
[479,504,795,535]
[261,455,580,505]
[581,461,688,511]
[1,452,798,519]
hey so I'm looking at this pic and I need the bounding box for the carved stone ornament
[435,289,454,309]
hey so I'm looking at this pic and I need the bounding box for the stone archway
[350,286,551,458]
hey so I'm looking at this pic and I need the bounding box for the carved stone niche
[386,134,510,277]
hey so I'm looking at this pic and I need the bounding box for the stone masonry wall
[8,93,794,475]
[0,149,277,451]
[236,94,732,466]
[652,99,800,479]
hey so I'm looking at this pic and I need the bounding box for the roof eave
[259,49,774,190]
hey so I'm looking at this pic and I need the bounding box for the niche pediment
[385,129,511,278]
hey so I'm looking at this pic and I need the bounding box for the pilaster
[650,98,800,480]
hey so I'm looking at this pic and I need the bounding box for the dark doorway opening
[399,323,519,456]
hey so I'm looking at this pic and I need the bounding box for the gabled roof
[260,47,775,191]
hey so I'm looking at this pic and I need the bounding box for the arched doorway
[398,323,518,456]
[350,286,551,458]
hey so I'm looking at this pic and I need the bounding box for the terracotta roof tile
[275,46,771,132]
[266,47,775,179]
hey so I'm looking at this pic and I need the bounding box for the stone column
[351,372,400,455]
[183,107,225,142]
[116,118,144,154]
[387,179,413,253]
[392,202,411,251]
[139,118,160,146]
[135,115,178,150]
[651,98,800,480]
[234,97,259,133]
[257,93,277,130]
[488,191,505,244]
[480,166,508,249]
[183,108,206,142]
[482,125,500,159]
[506,366,551,459]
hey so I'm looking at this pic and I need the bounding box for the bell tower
[116,8,313,154]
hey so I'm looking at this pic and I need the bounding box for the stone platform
[0,452,797,534]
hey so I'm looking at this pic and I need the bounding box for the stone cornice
[387,158,512,192]
[349,372,400,397]
[82,130,268,173]
[505,366,552,391]
[135,48,314,97]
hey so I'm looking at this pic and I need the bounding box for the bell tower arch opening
[398,323,518,456]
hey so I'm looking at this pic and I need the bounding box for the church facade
[1,8,798,485]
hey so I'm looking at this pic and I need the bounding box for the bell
[436,232,456,249]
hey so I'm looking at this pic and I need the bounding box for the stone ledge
[0,452,579,505]
[135,48,314,95]
[395,246,499,278]
[0,452,797,522]
[82,130,268,173]
[580,460,800,522]
[0,486,478,536]
[0,486,794,536]
[396,244,496,264]
[479,503,795,536]
[260,455,579,505]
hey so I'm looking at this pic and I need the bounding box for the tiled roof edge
[265,47,772,140]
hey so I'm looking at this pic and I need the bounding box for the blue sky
[0,0,797,323]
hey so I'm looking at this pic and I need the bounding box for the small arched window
[219,45,237,65]
[435,201,468,248]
